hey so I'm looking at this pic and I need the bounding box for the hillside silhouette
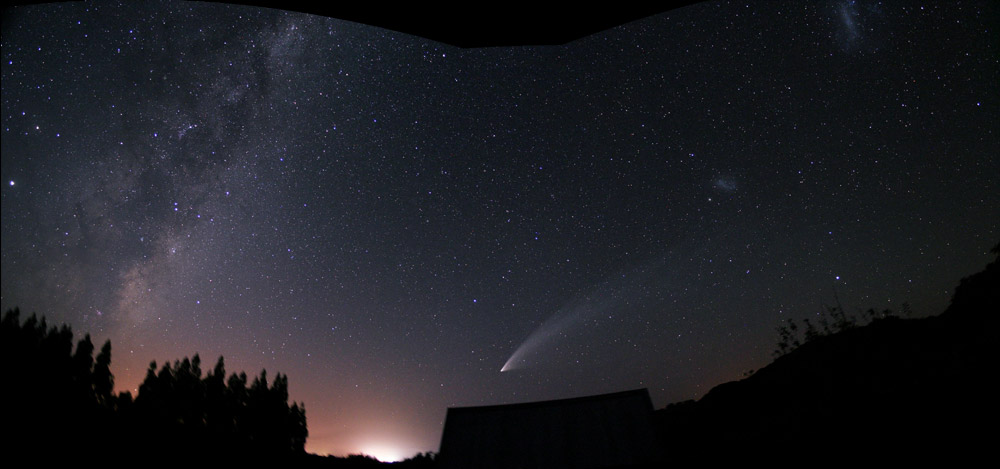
[655,243,998,463]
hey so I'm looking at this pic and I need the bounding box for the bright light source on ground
[360,444,406,462]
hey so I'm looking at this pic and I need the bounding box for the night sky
[2,0,997,460]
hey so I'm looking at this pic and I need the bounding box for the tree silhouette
[94,340,114,406]
[1,308,309,462]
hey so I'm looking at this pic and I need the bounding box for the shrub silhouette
[773,304,900,357]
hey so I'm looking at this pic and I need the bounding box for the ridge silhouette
[654,242,998,463]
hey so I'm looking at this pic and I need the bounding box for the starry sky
[2,0,998,460]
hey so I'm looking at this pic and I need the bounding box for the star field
[2,0,997,459]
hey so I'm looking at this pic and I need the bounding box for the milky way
[2,0,997,458]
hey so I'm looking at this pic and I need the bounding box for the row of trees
[130,354,307,455]
[1,308,307,461]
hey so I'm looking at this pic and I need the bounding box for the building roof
[438,388,662,469]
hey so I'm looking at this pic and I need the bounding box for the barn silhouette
[437,389,663,469]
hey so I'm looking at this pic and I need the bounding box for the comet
[501,261,664,372]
